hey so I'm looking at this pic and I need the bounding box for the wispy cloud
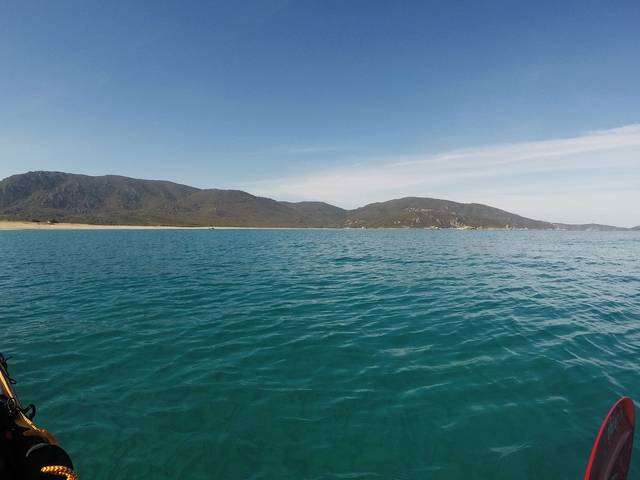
[239,125,640,226]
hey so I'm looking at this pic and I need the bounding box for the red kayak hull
[584,397,635,480]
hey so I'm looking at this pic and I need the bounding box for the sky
[1,0,639,226]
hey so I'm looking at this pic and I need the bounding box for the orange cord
[40,465,78,480]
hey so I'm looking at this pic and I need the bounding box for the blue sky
[1,0,639,225]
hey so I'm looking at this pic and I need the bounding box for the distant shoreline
[0,221,333,231]
[0,221,208,230]
[1,220,637,232]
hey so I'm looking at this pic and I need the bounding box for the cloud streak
[239,125,640,227]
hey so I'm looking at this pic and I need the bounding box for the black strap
[22,404,36,421]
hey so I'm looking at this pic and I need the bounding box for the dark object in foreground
[0,354,77,479]
[584,397,635,480]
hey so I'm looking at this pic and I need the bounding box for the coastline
[0,221,213,231]
[0,221,328,231]
[1,220,635,232]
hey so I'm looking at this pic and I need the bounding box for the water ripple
[1,230,639,479]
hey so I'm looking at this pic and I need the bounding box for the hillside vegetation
[0,171,630,230]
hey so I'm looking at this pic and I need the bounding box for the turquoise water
[1,230,640,479]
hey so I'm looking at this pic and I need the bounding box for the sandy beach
[0,221,214,231]
[0,221,318,230]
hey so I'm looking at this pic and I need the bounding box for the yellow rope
[40,465,78,480]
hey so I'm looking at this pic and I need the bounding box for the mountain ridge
[0,171,633,230]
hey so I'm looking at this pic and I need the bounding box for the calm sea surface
[1,230,640,479]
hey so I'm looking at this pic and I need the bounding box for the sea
[1,229,639,479]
